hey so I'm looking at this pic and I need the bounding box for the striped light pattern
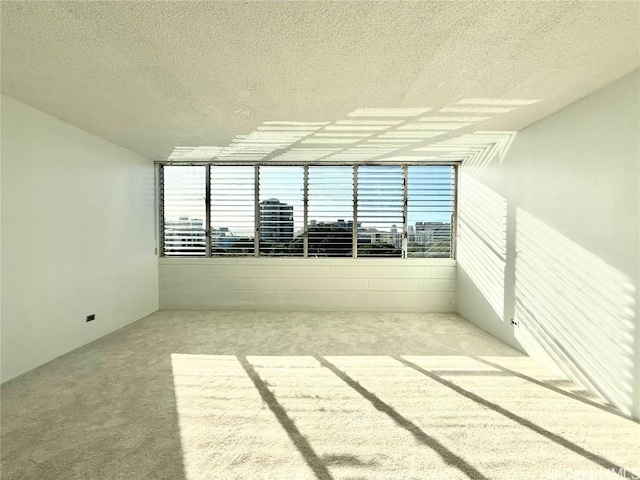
[165,99,537,164]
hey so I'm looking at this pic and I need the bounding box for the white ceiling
[1,1,638,162]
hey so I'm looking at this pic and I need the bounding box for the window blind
[160,163,457,259]
[407,165,454,258]
[210,165,255,256]
[356,165,404,257]
[258,166,304,256]
[307,166,354,257]
[161,165,207,256]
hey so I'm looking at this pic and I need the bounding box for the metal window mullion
[352,165,358,258]
[254,165,260,257]
[205,164,212,257]
[451,164,459,260]
[402,164,408,259]
[303,165,309,258]
[159,164,165,256]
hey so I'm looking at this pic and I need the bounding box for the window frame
[158,162,459,259]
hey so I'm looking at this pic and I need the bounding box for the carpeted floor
[1,311,638,479]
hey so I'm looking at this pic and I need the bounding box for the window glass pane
[210,166,255,256]
[162,165,206,256]
[357,165,403,257]
[407,165,454,258]
[307,166,354,257]
[258,166,304,256]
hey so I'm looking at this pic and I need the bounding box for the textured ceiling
[1,1,638,162]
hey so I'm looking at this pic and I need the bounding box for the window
[357,165,404,257]
[259,166,304,256]
[210,165,255,256]
[307,166,354,257]
[407,165,455,258]
[160,164,456,258]
[161,165,206,256]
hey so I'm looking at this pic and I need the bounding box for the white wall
[160,258,456,312]
[456,71,640,419]
[1,96,158,383]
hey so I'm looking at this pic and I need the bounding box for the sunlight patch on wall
[514,208,637,417]
[457,173,508,319]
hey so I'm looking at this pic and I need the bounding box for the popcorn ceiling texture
[1,1,638,160]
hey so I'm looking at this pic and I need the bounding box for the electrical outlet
[86,314,96,322]
[511,318,519,328]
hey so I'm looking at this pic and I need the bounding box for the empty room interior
[1,1,639,479]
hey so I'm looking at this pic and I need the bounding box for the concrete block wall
[159,258,456,312]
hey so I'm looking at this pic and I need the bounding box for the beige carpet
[1,311,638,479]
